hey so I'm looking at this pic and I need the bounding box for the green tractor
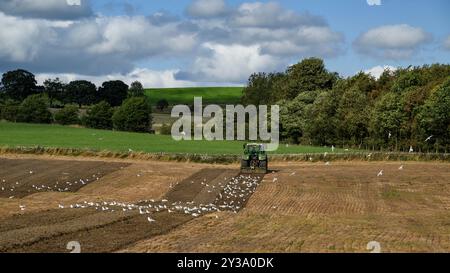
[240,143,268,174]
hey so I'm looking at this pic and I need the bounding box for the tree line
[0,69,153,133]
[242,58,450,152]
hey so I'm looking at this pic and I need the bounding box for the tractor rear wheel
[241,160,249,168]
[259,160,267,169]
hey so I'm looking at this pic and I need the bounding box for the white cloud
[364,65,396,79]
[87,16,197,57]
[66,0,81,6]
[354,24,431,59]
[0,13,55,62]
[367,0,382,6]
[176,43,280,82]
[0,13,198,75]
[260,26,343,56]
[231,2,325,28]
[0,0,92,20]
[186,0,229,18]
[444,35,450,50]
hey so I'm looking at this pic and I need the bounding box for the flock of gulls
[54,174,263,223]
[0,172,104,199]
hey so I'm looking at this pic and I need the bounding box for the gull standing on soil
[377,170,384,177]
[147,217,156,223]
[399,165,404,170]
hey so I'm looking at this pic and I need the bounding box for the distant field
[145,87,243,106]
[0,122,344,155]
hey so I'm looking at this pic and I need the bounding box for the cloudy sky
[0,0,449,87]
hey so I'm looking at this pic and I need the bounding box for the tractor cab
[240,143,268,174]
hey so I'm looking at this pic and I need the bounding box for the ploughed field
[0,155,449,253]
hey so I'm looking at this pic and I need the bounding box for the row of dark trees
[0,69,146,108]
[242,58,450,152]
[0,93,153,133]
[0,69,154,133]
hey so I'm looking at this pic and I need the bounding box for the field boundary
[1,146,449,163]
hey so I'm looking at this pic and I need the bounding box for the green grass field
[0,122,345,155]
[145,87,243,106]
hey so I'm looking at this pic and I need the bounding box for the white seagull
[377,170,383,177]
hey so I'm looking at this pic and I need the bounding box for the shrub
[112,96,152,132]
[156,99,169,111]
[160,123,172,135]
[17,94,52,124]
[54,105,80,125]
[82,101,114,129]
[1,100,20,122]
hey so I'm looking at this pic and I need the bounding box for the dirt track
[1,155,449,253]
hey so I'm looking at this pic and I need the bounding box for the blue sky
[0,0,449,87]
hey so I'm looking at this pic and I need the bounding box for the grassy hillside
[145,87,243,106]
[0,122,344,155]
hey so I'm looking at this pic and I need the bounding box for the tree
[128,81,145,97]
[44,78,66,107]
[65,80,97,107]
[98,80,129,106]
[1,69,38,101]
[336,87,370,146]
[391,69,425,93]
[369,92,407,149]
[82,101,114,130]
[112,97,152,132]
[279,97,308,144]
[156,99,169,111]
[280,58,337,100]
[306,91,339,146]
[242,72,284,105]
[0,99,20,122]
[54,105,79,125]
[17,94,52,124]
[416,78,450,151]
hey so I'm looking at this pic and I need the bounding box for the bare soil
[1,156,449,253]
